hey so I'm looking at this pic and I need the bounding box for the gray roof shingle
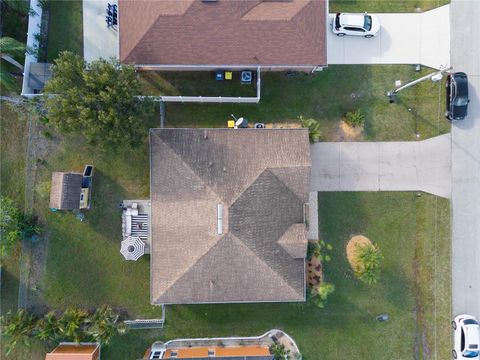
[150,128,310,304]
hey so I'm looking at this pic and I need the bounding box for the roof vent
[217,204,223,234]
[202,0,217,2]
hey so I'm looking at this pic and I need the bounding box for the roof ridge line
[155,233,304,303]
[267,167,304,203]
[152,130,223,201]
[154,234,229,302]
[230,233,305,299]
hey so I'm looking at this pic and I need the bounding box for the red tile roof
[119,0,327,67]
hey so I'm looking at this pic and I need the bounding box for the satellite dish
[235,117,244,127]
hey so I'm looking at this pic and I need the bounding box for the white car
[331,13,380,38]
[453,314,479,359]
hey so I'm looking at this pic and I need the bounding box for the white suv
[453,314,479,359]
[331,13,380,38]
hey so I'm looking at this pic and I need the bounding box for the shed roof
[119,0,327,67]
[45,343,99,360]
[150,128,311,304]
[49,172,83,210]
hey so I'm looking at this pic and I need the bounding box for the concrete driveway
[450,0,480,319]
[310,134,451,198]
[83,0,119,62]
[327,5,450,70]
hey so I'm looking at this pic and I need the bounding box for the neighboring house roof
[45,343,100,360]
[49,172,83,210]
[150,128,311,304]
[119,0,327,67]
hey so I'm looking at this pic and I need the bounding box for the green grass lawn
[0,103,46,360]
[0,104,27,319]
[330,0,450,12]
[164,65,449,141]
[47,0,83,62]
[33,131,163,318]
[140,71,257,97]
[101,192,451,360]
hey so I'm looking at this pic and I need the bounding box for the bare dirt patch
[333,120,363,141]
[346,235,372,272]
[265,122,302,129]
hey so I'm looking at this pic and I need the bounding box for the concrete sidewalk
[310,134,451,198]
[327,5,450,70]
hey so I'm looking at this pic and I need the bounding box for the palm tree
[35,311,60,343]
[58,307,89,343]
[355,243,383,285]
[87,305,125,345]
[298,116,321,143]
[1,309,36,355]
[0,36,26,92]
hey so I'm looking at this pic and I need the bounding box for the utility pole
[386,66,451,103]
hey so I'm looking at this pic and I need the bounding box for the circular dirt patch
[346,235,372,272]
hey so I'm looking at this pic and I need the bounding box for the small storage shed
[49,172,83,211]
[45,343,100,360]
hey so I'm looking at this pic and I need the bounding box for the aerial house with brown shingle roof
[119,0,327,71]
[149,128,311,304]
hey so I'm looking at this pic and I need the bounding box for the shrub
[344,109,365,128]
[311,282,335,308]
[1,309,37,355]
[270,343,291,360]
[0,197,41,263]
[298,116,321,143]
[307,240,332,262]
[355,243,383,285]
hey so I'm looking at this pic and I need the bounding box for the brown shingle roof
[49,172,83,210]
[119,0,327,67]
[150,128,311,304]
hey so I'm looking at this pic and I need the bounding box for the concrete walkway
[83,0,119,62]
[450,0,480,319]
[327,5,450,70]
[310,134,451,198]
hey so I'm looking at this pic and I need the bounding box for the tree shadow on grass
[85,168,128,243]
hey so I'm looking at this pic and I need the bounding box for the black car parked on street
[446,72,470,121]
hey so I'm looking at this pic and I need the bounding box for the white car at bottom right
[453,314,480,359]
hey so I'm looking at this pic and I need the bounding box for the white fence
[124,304,165,329]
[21,0,43,97]
[143,67,262,104]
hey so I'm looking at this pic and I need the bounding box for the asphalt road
[309,135,451,198]
[450,0,480,319]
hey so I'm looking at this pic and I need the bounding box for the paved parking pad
[310,134,451,198]
[327,5,450,70]
[83,0,119,62]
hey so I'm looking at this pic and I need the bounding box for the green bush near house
[344,109,365,128]
[298,116,321,143]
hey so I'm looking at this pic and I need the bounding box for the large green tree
[44,52,153,149]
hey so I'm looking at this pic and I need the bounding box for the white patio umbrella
[120,236,145,261]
